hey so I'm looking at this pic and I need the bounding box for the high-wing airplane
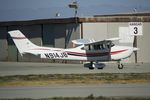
[8,30,138,69]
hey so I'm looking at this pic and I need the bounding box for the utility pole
[133,8,137,63]
[68,0,78,23]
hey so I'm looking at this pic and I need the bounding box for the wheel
[118,63,124,69]
[97,67,103,69]
[89,67,94,70]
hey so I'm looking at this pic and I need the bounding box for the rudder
[8,30,38,55]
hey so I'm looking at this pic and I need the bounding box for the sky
[0,0,150,21]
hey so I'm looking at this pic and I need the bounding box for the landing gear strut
[89,61,94,70]
[117,61,124,69]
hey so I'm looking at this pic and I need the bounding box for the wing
[72,37,119,45]
[72,38,96,45]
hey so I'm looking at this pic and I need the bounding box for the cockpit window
[111,43,115,47]
[81,41,114,51]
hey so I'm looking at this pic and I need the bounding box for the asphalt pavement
[0,62,150,99]
[0,62,150,76]
[0,84,150,99]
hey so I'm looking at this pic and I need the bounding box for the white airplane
[8,30,138,69]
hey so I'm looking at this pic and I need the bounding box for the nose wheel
[118,61,124,69]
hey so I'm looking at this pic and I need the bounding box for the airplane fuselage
[25,45,134,62]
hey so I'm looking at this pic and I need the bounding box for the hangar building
[0,13,150,63]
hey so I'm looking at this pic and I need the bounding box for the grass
[0,73,150,87]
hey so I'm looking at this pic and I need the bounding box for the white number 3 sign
[129,22,143,36]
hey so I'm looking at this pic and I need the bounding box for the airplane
[8,30,138,69]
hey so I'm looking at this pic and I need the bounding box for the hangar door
[0,27,8,61]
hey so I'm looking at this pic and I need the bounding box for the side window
[81,42,113,51]
[106,42,111,49]
[93,45,97,50]
[84,45,89,50]
[100,44,105,50]
[81,45,92,50]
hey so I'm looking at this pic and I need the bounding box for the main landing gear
[85,61,124,70]
[89,62,94,70]
[87,62,105,70]
[117,61,124,69]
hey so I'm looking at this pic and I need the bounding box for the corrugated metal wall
[0,27,8,61]
[7,25,42,62]
[42,24,55,47]
[66,24,80,48]
[0,23,80,62]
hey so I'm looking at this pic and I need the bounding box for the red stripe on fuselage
[67,51,109,57]
[111,49,128,55]
[28,48,128,57]
[67,49,128,57]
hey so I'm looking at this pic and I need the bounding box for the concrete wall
[82,23,107,40]
[138,23,150,63]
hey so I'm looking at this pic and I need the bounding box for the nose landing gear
[117,61,124,69]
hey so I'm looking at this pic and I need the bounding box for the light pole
[133,8,138,63]
[68,1,78,17]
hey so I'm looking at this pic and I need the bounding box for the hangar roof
[0,13,150,26]
[80,12,150,22]
[94,12,150,17]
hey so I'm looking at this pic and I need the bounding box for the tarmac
[0,62,150,76]
[0,84,150,99]
[0,62,150,98]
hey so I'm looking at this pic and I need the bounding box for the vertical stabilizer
[8,30,38,54]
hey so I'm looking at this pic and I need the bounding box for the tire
[118,64,124,69]
[89,67,94,70]
[97,67,103,69]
